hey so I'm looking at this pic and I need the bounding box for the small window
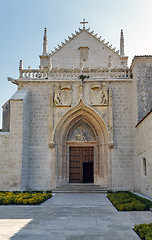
[142,158,147,176]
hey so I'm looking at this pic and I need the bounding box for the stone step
[52,184,109,193]
[52,190,108,193]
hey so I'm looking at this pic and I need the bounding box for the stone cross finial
[19,60,23,78]
[43,27,48,55]
[19,60,23,70]
[120,29,125,56]
[80,19,88,29]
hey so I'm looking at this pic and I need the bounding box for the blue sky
[1,0,152,128]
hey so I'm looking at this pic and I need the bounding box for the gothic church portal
[0,20,152,198]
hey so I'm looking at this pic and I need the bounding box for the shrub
[127,192,152,210]
[0,191,52,205]
[134,223,152,240]
[107,191,151,211]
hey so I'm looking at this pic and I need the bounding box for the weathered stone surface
[2,100,10,132]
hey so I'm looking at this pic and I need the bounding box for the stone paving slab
[0,193,152,239]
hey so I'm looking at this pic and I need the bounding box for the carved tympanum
[67,120,96,142]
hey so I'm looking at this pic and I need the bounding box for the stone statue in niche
[54,84,62,106]
[101,82,108,105]
[90,82,108,106]
[54,83,71,106]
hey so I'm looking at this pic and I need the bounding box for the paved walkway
[0,193,152,240]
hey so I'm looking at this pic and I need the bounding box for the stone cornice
[9,78,132,85]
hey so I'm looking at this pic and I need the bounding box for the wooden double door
[69,147,94,183]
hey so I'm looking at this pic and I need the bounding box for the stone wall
[27,83,52,190]
[131,57,152,123]
[134,112,152,198]
[2,100,10,132]
[17,78,134,190]
[0,90,30,190]
[0,78,135,191]
[21,91,30,190]
[110,81,134,190]
[0,132,10,189]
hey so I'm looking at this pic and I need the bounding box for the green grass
[107,191,152,211]
[0,191,52,205]
[134,223,152,240]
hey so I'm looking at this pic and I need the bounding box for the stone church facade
[0,21,152,197]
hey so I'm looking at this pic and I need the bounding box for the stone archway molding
[53,99,110,146]
[52,99,112,187]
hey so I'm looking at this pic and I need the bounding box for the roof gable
[50,28,119,56]
[50,29,124,69]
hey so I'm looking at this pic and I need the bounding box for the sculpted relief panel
[90,82,108,106]
[54,81,108,107]
[52,81,113,147]
[67,121,96,142]
[54,83,72,106]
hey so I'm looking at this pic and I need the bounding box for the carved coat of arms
[54,83,71,106]
[90,82,108,106]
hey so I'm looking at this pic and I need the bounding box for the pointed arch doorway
[53,100,111,188]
